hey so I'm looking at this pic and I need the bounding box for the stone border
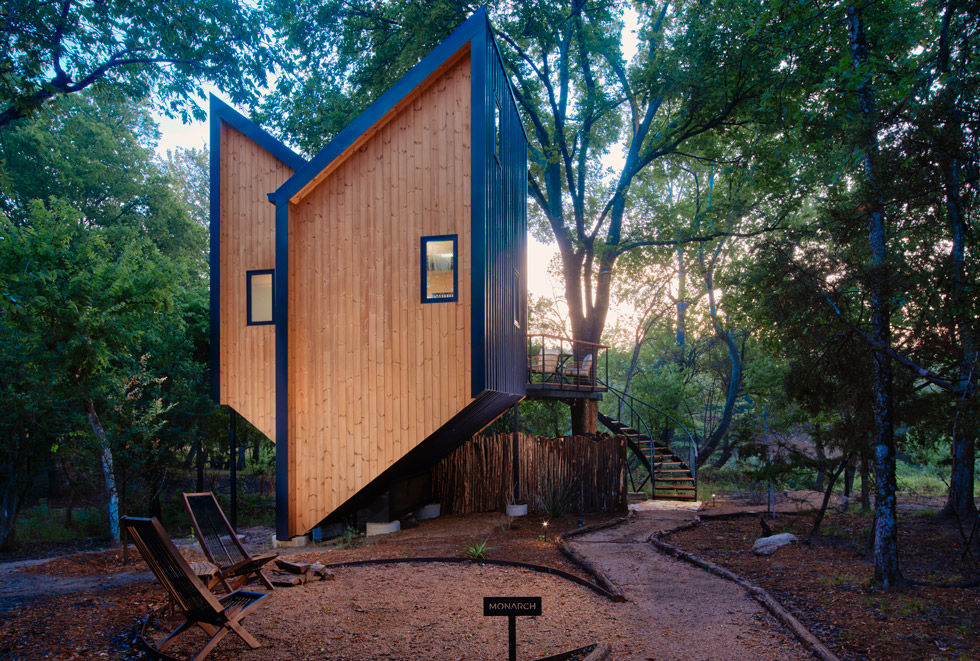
[647,528,840,661]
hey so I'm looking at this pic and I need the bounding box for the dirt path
[0,558,152,611]
[566,507,814,660]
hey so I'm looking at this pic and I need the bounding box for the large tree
[0,89,209,542]
[261,0,793,432]
[0,0,273,130]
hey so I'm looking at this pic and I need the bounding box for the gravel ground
[143,509,816,661]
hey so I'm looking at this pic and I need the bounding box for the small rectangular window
[421,235,458,303]
[513,268,520,328]
[247,269,274,325]
[493,97,502,162]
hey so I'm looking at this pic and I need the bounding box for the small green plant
[461,539,493,559]
[536,480,576,519]
[338,524,362,549]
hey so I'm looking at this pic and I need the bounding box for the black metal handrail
[599,380,698,491]
[597,398,657,493]
[526,333,608,393]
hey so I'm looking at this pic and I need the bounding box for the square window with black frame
[246,269,274,325]
[421,235,458,303]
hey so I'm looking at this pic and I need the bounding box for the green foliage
[0,0,274,128]
[535,481,576,519]
[16,501,103,542]
[338,524,362,550]
[482,399,571,438]
[0,88,219,544]
[460,539,493,560]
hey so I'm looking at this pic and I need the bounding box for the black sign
[483,596,542,617]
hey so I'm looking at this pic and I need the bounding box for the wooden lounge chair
[531,347,564,383]
[562,353,594,384]
[121,516,270,661]
[183,491,277,592]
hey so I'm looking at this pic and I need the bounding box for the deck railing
[525,333,608,395]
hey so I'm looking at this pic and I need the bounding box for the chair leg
[158,619,197,651]
[191,627,229,661]
[257,570,276,591]
[218,575,237,593]
[227,619,263,649]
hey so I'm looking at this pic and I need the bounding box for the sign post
[483,596,542,661]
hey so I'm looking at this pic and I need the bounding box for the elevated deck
[525,334,607,401]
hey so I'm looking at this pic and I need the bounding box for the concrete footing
[273,534,310,548]
[366,520,401,536]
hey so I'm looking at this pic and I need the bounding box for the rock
[752,532,799,556]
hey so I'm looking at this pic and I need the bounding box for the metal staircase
[598,383,698,501]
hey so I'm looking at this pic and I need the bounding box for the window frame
[513,268,520,328]
[246,269,275,326]
[420,234,459,304]
[493,95,502,165]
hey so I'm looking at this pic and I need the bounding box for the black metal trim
[269,8,488,204]
[274,200,290,541]
[209,102,222,403]
[420,234,459,304]
[245,269,275,325]
[209,94,306,171]
[470,21,488,398]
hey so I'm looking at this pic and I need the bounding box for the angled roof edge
[209,94,307,172]
[486,22,531,144]
[270,6,490,205]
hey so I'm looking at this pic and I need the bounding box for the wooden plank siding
[287,55,474,534]
[218,122,295,441]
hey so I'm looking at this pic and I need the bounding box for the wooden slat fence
[431,433,627,514]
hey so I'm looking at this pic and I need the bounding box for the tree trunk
[813,438,827,492]
[860,451,871,512]
[84,399,121,544]
[570,400,598,435]
[847,4,902,586]
[842,458,856,511]
[711,434,738,469]
[196,440,206,492]
[0,453,29,549]
[811,457,851,536]
[695,330,742,468]
[676,248,687,348]
[937,0,977,522]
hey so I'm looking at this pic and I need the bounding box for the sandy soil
[141,509,814,661]
[0,508,823,660]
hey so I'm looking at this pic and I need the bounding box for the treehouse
[210,9,529,541]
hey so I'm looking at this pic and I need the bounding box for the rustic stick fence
[431,433,627,514]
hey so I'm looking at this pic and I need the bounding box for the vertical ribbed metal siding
[481,31,528,396]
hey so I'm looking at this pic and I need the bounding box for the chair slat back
[183,492,248,568]
[122,517,221,615]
